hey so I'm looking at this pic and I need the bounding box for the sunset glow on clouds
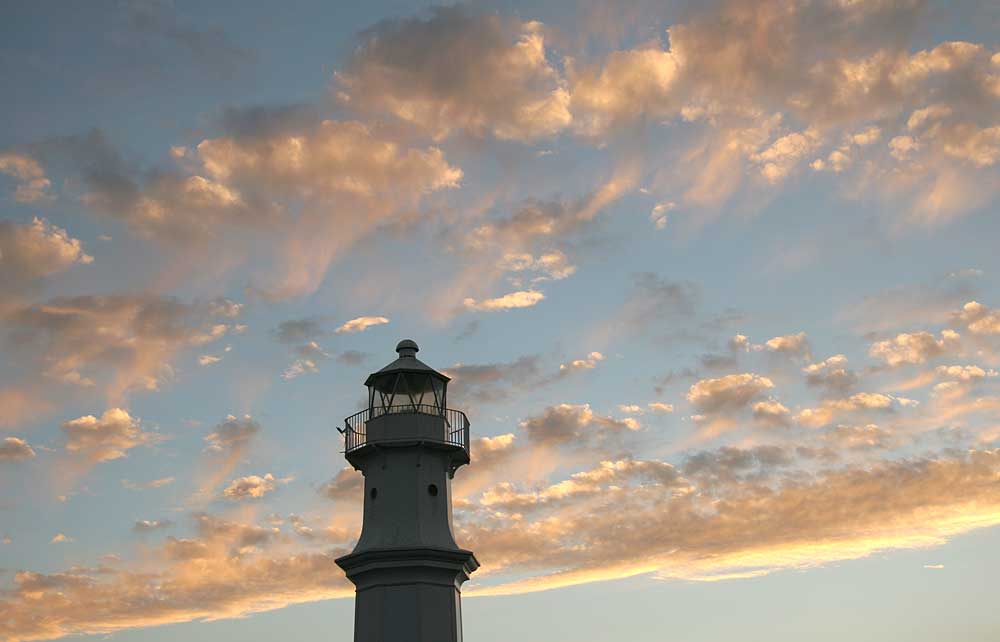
[1,1,999,641]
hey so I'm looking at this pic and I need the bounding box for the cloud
[519,404,639,446]
[196,414,263,500]
[61,408,158,463]
[479,458,681,512]
[0,153,52,202]
[796,393,897,428]
[647,402,675,413]
[455,433,521,494]
[869,330,961,366]
[499,250,576,282]
[686,373,774,414]
[440,179,636,320]
[0,386,52,430]
[840,271,981,334]
[29,120,461,299]
[286,514,353,544]
[7,440,1000,640]
[941,125,1000,168]
[474,433,518,470]
[3,294,242,404]
[444,351,617,408]
[320,467,363,501]
[935,364,998,382]
[1,217,92,277]
[681,445,793,486]
[953,301,1000,335]
[0,437,36,462]
[25,129,271,244]
[803,354,859,395]
[121,477,175,491]
[751,129,823,183]
[617,272,700,332]
[729,334,751,352]
[336,350,367,366]
[50,533,73,544]
[336,7,570,141]
[204,415,260,456]
[569,46,681,136]
[334,316,389,334]
[649,201,675,229]
[196,119,461,299]
[223,473,289,500]
[455,320,480,342]
[821,424,894,451]
[463,290,545,311]
[0,218,92,310]
[272,317,327,344]
[0,513,351,642]
[764,332,810,359]
[462,448,1000,595]
[192,513,281,550]
[132,519,173,533]
[443,355,543,404]
[124,0,254,77]
[281,342,330,380]
[196,116,460,221]
[752,400,792,427]
[889,135,922,161]
[699,351,739,370]
[558,351,604,375]
[570,1,998,221]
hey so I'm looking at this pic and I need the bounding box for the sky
[1,0,999,640]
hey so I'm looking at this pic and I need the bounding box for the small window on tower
[427,484,438,497]
[370,488,378,500]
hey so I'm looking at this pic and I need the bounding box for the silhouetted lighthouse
[336,339,478,642]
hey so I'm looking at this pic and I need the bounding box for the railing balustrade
[340,404,470,456]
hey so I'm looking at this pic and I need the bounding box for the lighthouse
[336,339,478,642]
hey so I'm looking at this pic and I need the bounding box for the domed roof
[364,339,450,388]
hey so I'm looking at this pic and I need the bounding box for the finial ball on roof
[396,339,419,357]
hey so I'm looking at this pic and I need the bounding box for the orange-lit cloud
[0,513,352,642]
[2,294,242,406]
[336,7,570,141]
[463,290,545,311]
[463,448,1000,595]
[0,152,52,203]
[61,408,159,463]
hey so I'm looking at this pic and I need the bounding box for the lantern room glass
[368,371,447,417]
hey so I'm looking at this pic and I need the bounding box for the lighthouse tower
[336,339,478,642]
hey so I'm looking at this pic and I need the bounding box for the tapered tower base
[337,547,479,642]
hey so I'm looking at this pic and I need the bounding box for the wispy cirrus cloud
[121,476,175,491]
[11,115,462,300]
[2,294,242,406]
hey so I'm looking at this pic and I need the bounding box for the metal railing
[340,404,469,455]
